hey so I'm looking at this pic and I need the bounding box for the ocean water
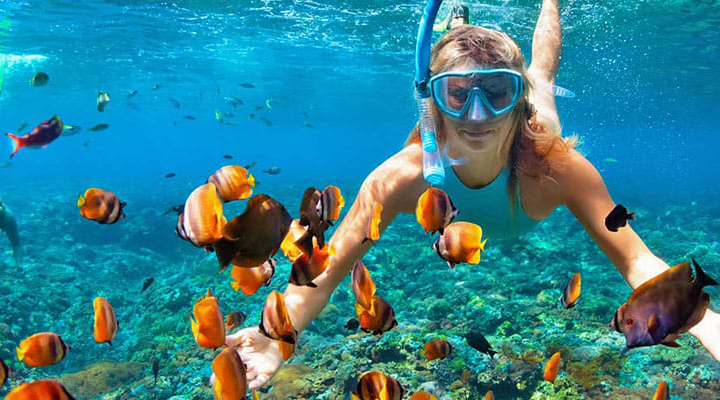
[0,0,719,399]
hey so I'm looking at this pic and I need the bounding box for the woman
[227,0,720,390]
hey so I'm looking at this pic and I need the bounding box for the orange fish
[208,165,255,202]
[1,357,8,387]
[16,332,68,367]
[543,352,561,383]
[318,185,345,223]
[77,188,126,224]
[485,391,495,400]
[652,381,669,400]
[351,260,376,316]
[351,371,405,400]
[355,295,397,335]
[211,348,247,400]
[432,221,487,268]
[415,188,458,234]
[214,194,292,271]
[295,187,328,257]
[561,272,581,308]
[259,290,297,361]
[190,289,225,349]
[409,392,437,400]
[424,339,452,361]
[5,380,75,400]
[177,183,226,248]
[280,219,308,263]
[225,311,247,331]
[229,259,275,295]
[289,243,334,287]
[93,297,119,345]
[362,202,383,244]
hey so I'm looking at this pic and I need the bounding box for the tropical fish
[265,99,273,109]
[302,111,310,119]
[141,277,155,292]
[183,115,196,120]
[224,96,243,108]
[289,243,335,287]
[61,125,81,137]
[0,161,10,168]
[424,339,452,361]
[351,260,376,316]
[280,219,308,263]
[152,83,161,91]
[225,310,248,331]
[165,173,176,178]
[432,221,487,268]
[351,371,404,400]
[16,332,68,367]
[1,357,9,387]
[89,123,109,132]
[485,390,495,400]
[244,160,257,169]
[190,289,225,349]
[319,185,345,224]
[465,331,496,358]
[295,187,328,256]
[222,154,233,159]
[255,105,264,111]
[610,258,718,349]
[409,392,437,400]
[605,204,635,232]
[96,91,110,112]
[168,97,181,108]
[214,194,292,270]
[543,352,561,383]
[29,72,49,87]
[304,122,313,128]
[355,295,397,335]
[561,272,581,309]
[16,122,27,132]
[93,297,119,345]
[259,290,297,361]
[603,157,618,164]
[6,115,63,158]
[5,380,75,400]
[652,381,669,400]
[127,89,138,98]
[239,82,255,88]
[362,202,383,244]
[344,318,359,331]
[416,187,458,234]
[152,358,159,384]
[249,113,255,119]
[212,348,247,400]
[77,188,126,224]
[176,183,226,248]
[259,116,273,126]
[207,165,255,203]
[230,259,275,296]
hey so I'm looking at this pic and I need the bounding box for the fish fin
[692,257,719,288]
[108,341,112,347]
[307,281,317,288]
[15,346,24,361]
[468,249,481,264]
[627,211,636,220]
[278,341,294,361]
[213,238,238,271]
[661,340,681,348]
[647,314,660,334]
[230,281,241,292]
[294,231,314,257]
[248,173,255,188]
[6,133,23,159]
[438,227,443,235]
[447,261,455,269]
[479,237,488,252]
[77,194,85,208]
[190,316,199,339]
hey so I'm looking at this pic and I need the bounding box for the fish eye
[626,318,634,326]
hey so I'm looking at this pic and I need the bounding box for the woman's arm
[283,145,428,332]
[559,150,720,361]
[528,0,562,132]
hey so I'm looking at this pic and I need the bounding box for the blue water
[0,1,719,399]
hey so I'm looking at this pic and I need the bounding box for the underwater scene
[1,0,719,399]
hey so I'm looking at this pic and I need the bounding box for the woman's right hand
[224,327,284,391]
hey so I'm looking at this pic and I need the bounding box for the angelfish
[610,258,718,349]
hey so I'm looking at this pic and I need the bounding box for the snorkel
[415,0,445,185]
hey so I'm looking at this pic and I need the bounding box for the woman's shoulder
[547,149,605,203]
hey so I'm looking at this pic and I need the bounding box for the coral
[266,363,315,400]
[59,360,145,398]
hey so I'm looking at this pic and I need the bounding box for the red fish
[6,116,63,158]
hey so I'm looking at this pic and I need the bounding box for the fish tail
[15,346,24,361]
[479,237,488,252]
[190,316,199,339]
[248,173,255,188]
[627,211,636,220]
[77,194,86,208]
[692,257,719,288]
[6,133,23,159]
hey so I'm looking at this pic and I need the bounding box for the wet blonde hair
[405,25,576,215]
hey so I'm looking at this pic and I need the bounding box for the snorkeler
[222,0,720,390]
[0,199,21,266]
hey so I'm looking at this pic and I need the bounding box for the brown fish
[362,202,383,244]
[6,380,75,400]
[214,194,292,271]
[280,219,307,263]
[561,272,581,308]
[432,221,487,268]
[208,165,255,202]
[424,339,452,361]
[289,243,334,287]
[295,187,328,257]
[409,392,437,400]
[1,357,9,387]
[415,188,458,234]
[652,381,669,400]
[7,115,63,158]
[176,183,226,248]
[212,348,247,400]
[93,297,119,345]
[610,258,718,349]
[543,352,561,383]
[29,72,49,87]
[229,259,275,296]
[351,371,405,400]
[77,188,126,224]
[259,290,297,361]
[16,332,68,367]
[225,310,248,331]
[355,295,397,335]
[605,204,635,232]
[351,260,376,316]
[190,289,225,349]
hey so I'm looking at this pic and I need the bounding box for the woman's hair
[405,25,577,216]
